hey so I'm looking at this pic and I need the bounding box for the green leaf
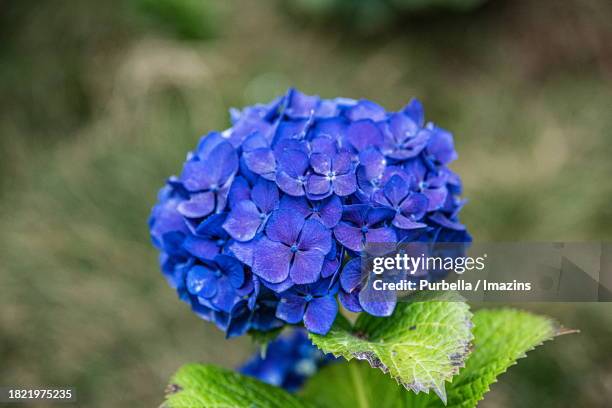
[162,364,310,408]
[432,308,577,408]
[302,309,575,408]
[301,361,409,408]
[309,292,473,403]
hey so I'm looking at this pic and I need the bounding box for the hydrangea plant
[151,90,575,408]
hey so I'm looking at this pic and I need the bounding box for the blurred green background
[1,0,612,406]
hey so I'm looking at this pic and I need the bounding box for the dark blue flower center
[210,184,219,192]
[216,239,226,246]
[419,181,428,190]
[290,244,299,253]
[304,294,314,302]
[215,270,222,278]
[259,212,267,220]
[361,225,369,233]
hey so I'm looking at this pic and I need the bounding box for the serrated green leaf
[432,308,576,408]
[302,309,575,408]
[162,364,310,408]
[309,292,473,403]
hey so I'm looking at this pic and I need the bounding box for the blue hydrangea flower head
[149,88,470,338]
[238,329,337,392]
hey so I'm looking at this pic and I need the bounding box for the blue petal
[223,200,262,242]
[346,100,387,122]
[186,265,217,298]
[402,99,425,127]
[339,258,363,293]
[251,178,280,214]
[304,296,338,335]
[252,237,292,283]
[346,120,383,152]
[215,254,245,289]
[183,236,220,260]
[339,290,362,313]
[427,127,457,165]
[298,219,332,253]
[265,209,305,245]
[358,280,396,317]
[276,294,307,324]
[290,250,325,285]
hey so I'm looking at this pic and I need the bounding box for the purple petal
[365,227,397,256]
[252,237,292,283]
[347,120,383,151]
[275,120,308,143]
[196,132,226,158]
[310,153,332,174]
[317,195,343,228]
[207,141,240,185]
[383,175,409,207]
[388,113,419,142]
[358,148,386,181]
[228,176,251,209]
[222,200,262,242]
[215,254,245,288]
[304,296,338,335]
[399,192,428,219]
[186,265,217,298]
[244,148,276,177]
[340,258,363,293]
[427,127,457,164]
[183,236,220,260]
[277,149,309,177]
[298,219,332,253]
[306,175,331,196]
[402,99,425,127]
[276,170,305,196]
[150,199,189,248]
[180,161,213,192]
[365,227,397,244]
[346,100,387,121]
[210,277,239,313]
[366,207,396,227]
[195,213,228,238]
[262,276,295,293]
[386,130,429,160]
[393,215,428,230]
[339,290,363,313]
[286,89,320,118]
[321,254,341,278]
[333,223,364,252]
[242,132,269,152]
[311,117,348,142]
[227,240,254,267]
[359,282,396,317]
[279,195,311,218]
[251,178,279,213]
[276,294,307,324]
[332,173,357,196]
[310,136,337,156]
[177,192,215,219]
[290,250,325,284]
[340,204,369,226]
[265,209,305,245]
[423,187,448,212]
[332,152,352,174]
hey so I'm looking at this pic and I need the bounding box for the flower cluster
[238,329,336,392]
[149,88,470,337]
